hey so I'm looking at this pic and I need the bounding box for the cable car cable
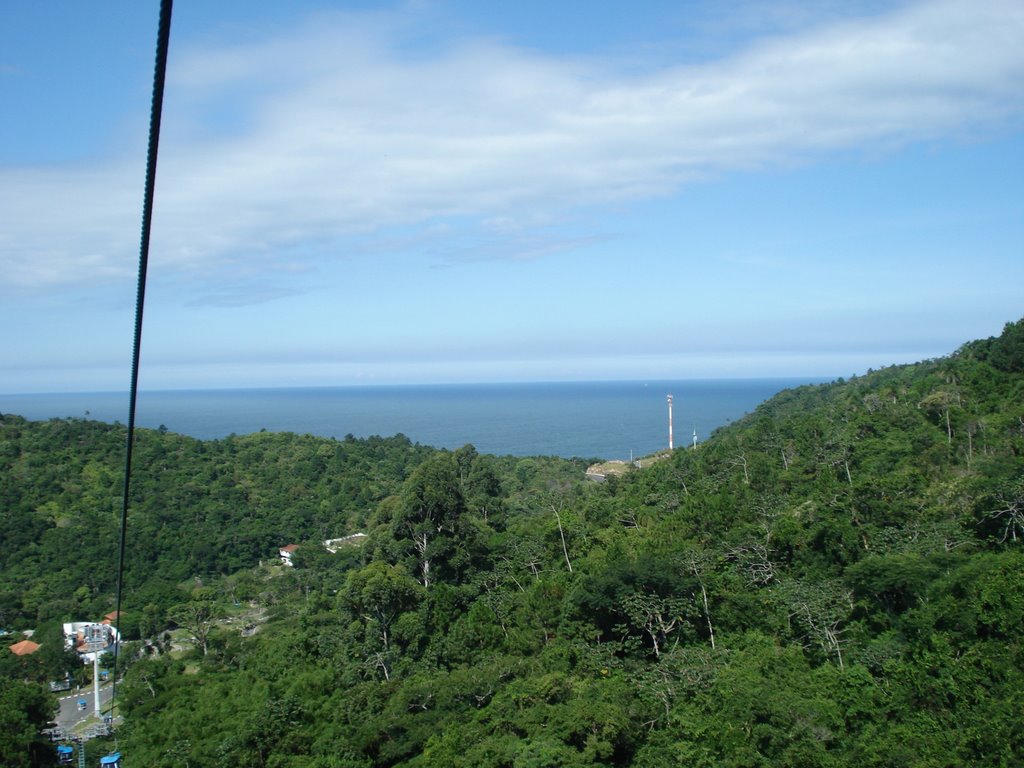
[110,0,174,734]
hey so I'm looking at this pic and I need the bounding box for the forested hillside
[3,319,1023,767]
[0,425,437,629]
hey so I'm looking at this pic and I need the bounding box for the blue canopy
[99,754,121,766]
[56,745,73,755]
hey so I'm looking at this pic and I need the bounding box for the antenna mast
[667,394,674,450]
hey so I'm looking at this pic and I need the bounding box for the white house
[279,543,300,566]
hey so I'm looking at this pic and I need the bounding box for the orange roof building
[9,639,40,656]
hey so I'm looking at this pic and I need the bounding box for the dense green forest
[2,319,1023,767]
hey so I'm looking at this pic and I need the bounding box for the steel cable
[110,0,173,724]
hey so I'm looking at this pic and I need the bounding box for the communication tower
[667,394,674,450]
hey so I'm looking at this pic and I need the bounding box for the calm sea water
[0,380,817,460]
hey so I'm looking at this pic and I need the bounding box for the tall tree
[167,599,222,656]
[394,454,466,588]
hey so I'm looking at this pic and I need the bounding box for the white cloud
[2,0,1022,290]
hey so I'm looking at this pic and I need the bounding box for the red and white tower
[667,394,674,450]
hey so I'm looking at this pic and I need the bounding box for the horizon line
[0,374,837,398]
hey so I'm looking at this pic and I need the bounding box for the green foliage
[0,421,435,627]
[960,317,1024,373]
[3,318,1024,766]
[392,453,469,588]
[0,678,56,767]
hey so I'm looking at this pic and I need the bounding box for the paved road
[54,683,115,734]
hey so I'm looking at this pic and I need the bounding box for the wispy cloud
[2,0,1022,291]
[429,232,614,265]
[185,283,309,308]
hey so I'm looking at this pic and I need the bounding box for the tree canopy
[2,318,1023,766]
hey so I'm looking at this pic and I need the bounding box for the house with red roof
[9,639,40,656]
[279,544,300,566]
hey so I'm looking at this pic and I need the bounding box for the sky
[1,0,1022,393]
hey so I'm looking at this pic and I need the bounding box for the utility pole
[667,394,674,450]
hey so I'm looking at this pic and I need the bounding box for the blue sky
[1,0,1021,393]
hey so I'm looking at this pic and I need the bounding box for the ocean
[0,379,820,460]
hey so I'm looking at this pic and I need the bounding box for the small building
[324,533,367,552]
[279,543,300,566]
[9,639,40,656]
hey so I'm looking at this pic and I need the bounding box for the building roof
[9,639,41,656]
[104,611,123,621]
[280,544,300,553]
[324,533,368,552]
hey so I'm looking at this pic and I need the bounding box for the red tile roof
[9,639,40,656]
